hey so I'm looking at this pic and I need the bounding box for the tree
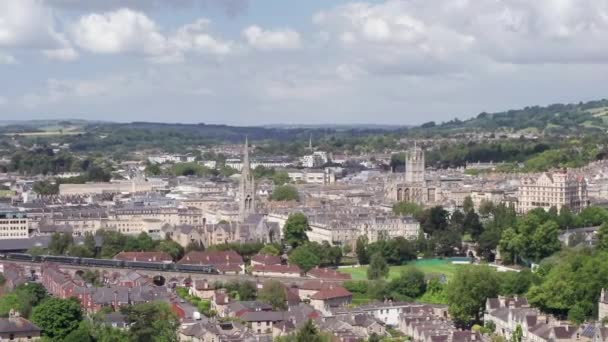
[259,244,281,256]
[283,213,310,248]
[225,280,257,301]
[258,280,287,310]
[356,236,369,265]
[17,283,48,307]
[393,202,423,217]
[531,221,561,261]
[157,240,184,261]
[31,297,83,341]
[271,185,300,201]
[48,232,73,255]
[367,253,389,280]
[446,266,500,325]
[272,171,291,186]
[368,333,382,342]
[598,222,608,250]
[511,324,523,342]
[421,206,449,235]
[121,302,180,342]
[343,244,352,255]
[464,211,484,241]
[186,240,205,252]
[478,200,495,217]
[33,180,59,195]
[389,267,426,299]
[63,323,93,342]
[295,319,329,342]
[463,196,474,214]
[289,245,321,273]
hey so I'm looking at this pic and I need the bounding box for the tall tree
[258,280,288,310]
[464,211,484,241]
[389,267,426,299]
[598,222,608,250]
[463,196,475,214]
[31,297,83,341]
[283,213,310,248]
[367,253,389,280]
[356,236,369,265]
[121,302,179,342]
[446,266,500,325]
[289,245,321,273]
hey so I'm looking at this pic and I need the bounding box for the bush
[343,280,368,294]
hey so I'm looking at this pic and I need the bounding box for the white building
[286,169,336,185]
[517,171,588,214]
[301,151,329,168]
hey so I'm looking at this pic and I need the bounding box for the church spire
[308,134,313,151]
[243,136,250,172]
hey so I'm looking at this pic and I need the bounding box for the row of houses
[484,296,608,342]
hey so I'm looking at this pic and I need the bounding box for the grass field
[339,259,460,281]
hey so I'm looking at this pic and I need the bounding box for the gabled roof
[0,317,42,334]
[310,286,352,300]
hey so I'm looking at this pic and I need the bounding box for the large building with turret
[385,145,437,205]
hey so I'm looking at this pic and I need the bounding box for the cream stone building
[385,145,437,205]
[0,210,28,240]
[517,171,588,214]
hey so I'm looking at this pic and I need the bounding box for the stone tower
[239,137,256,221]
[405,144,425,183]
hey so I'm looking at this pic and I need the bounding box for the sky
[1,0,608,126]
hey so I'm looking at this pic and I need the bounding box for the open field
[339,259,460,281]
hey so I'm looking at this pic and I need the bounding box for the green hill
[418,99,608,135]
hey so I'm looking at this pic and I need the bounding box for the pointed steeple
[243,136,250,172]
[309,134,313,151]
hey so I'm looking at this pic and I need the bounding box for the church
[385,145,437,205]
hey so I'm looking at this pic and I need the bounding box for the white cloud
[0,0,66,49]
[243,25,301,50]
[170,19,232,56]
[43,47,79,61]
[314,0,608,70]
[71,8,167,55]
[71,9,232,62]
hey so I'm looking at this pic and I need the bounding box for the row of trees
[39,231,185,261]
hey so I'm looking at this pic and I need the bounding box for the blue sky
[1,0,608,125]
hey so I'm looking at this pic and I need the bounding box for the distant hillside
[419,99,608,135]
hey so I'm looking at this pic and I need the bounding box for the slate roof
[0,317,42,334]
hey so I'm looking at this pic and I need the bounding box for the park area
[339,258,461,281]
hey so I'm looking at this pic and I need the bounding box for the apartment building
[0,210,28,239]
[517,171,588,214]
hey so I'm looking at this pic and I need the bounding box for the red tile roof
[310,286,352,300]
[307,267,351,280]
[114,251,173,262]
[251,253,282,265]
[178,250,244,265]
[299,280,337,291]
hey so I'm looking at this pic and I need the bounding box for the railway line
[0,253,343,285]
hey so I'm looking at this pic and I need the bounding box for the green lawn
[340,259,460,281]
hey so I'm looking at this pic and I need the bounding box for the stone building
[517,171,588,214]
[385,145,437,205]
[0,210,28,240]
[238,137,256,221]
